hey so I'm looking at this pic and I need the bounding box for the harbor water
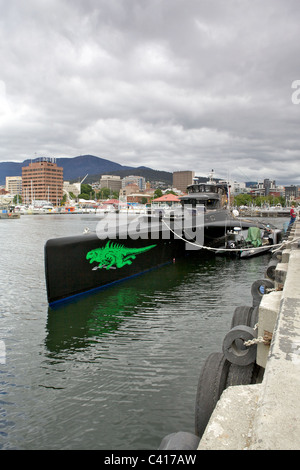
[0,214,287,450]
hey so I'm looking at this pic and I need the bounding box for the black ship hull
[45,232,185,307]
[45,210,258,307]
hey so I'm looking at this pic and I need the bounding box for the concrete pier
[198,221,300,450]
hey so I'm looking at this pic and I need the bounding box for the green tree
[234,194,253,206]
[79,183,96,200]
[13,195,22,204]
[78,193,90,200]
[154,189,163,198]
[165,190,177,195]
[61,194,67,204]
[97,187,111,199]
[81,183,93,195]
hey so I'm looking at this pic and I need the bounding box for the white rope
[271,236,300,253]
[244,336,268,346]
[243,325,270,346]
[162,219,300,254]
[244,325,272,346]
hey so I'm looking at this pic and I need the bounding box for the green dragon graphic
[86,241,157,270]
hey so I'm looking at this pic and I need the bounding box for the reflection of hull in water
[45,210,263,307]
[46,279,145,353]
[45,258,199,353]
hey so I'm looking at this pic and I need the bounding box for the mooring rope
[244,336,271,346]
[161,219,300,254]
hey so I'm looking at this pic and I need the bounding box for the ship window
[206,199,218,208]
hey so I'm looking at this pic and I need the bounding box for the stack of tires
[195,252,281,440]
[159,304,263,449]
[159,252,282,449]
[195,305,261,439]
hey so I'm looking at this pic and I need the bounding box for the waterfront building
[63,181,81,197]
[126,193,153,204]
[263,179,276,196]
[5,176,22,196]
[285,185,299,203]
[122,175,146,191]
[22,159,63,205]
[99,175,122,193]
[172,171,195,193]
[119,183,140,197]
[219,180,247,195]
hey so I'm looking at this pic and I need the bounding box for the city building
[126,193,153,204]
[5,176,22,196]
[172,171,195,193]
[122,175,146,191]
[99,175,122,193]
[119,184,140,197]
[0,188,9,195]
[22,159,63,205]
[263,179,276,196]
[218,180,247,195]
[285,185,299,203]
[63,181,81,197]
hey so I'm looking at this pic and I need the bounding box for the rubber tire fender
[158,431,200,450]
[250,306,259,327]
[251,279,275,307]
[222,325,257,366]
[195,352,230,438]
[231,306,254,328]
[226,363,254,387]
[265,259,279,281]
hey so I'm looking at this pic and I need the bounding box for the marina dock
[197,221,300,450]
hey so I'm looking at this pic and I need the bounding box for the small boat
[0,206,20,219]
[44,173,269,307]
[216,225,282,258]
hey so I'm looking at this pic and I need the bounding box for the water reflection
[45,257,207,354]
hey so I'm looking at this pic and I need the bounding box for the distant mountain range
[0,155,173,186]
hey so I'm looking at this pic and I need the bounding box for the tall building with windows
[263,179,276,196]
[285,185,299,202]
[5,176,22,196]
[122,175,146,191]
[22,159,63,205]
[172,171,195,192]
[99,175,122,193]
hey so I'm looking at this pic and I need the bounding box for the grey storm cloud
[0,0,300,184]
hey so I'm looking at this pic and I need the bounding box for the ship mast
[208,169,215,183]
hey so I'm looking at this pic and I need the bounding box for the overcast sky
[1,0,300,184]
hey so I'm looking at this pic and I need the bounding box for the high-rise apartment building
[99,175,122,193]
[172,171,195,192]
[22,159,63,205]
[5,176,22,196]
[263,179,276,196]
[122,175,146,191]
[285,185,299,201]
